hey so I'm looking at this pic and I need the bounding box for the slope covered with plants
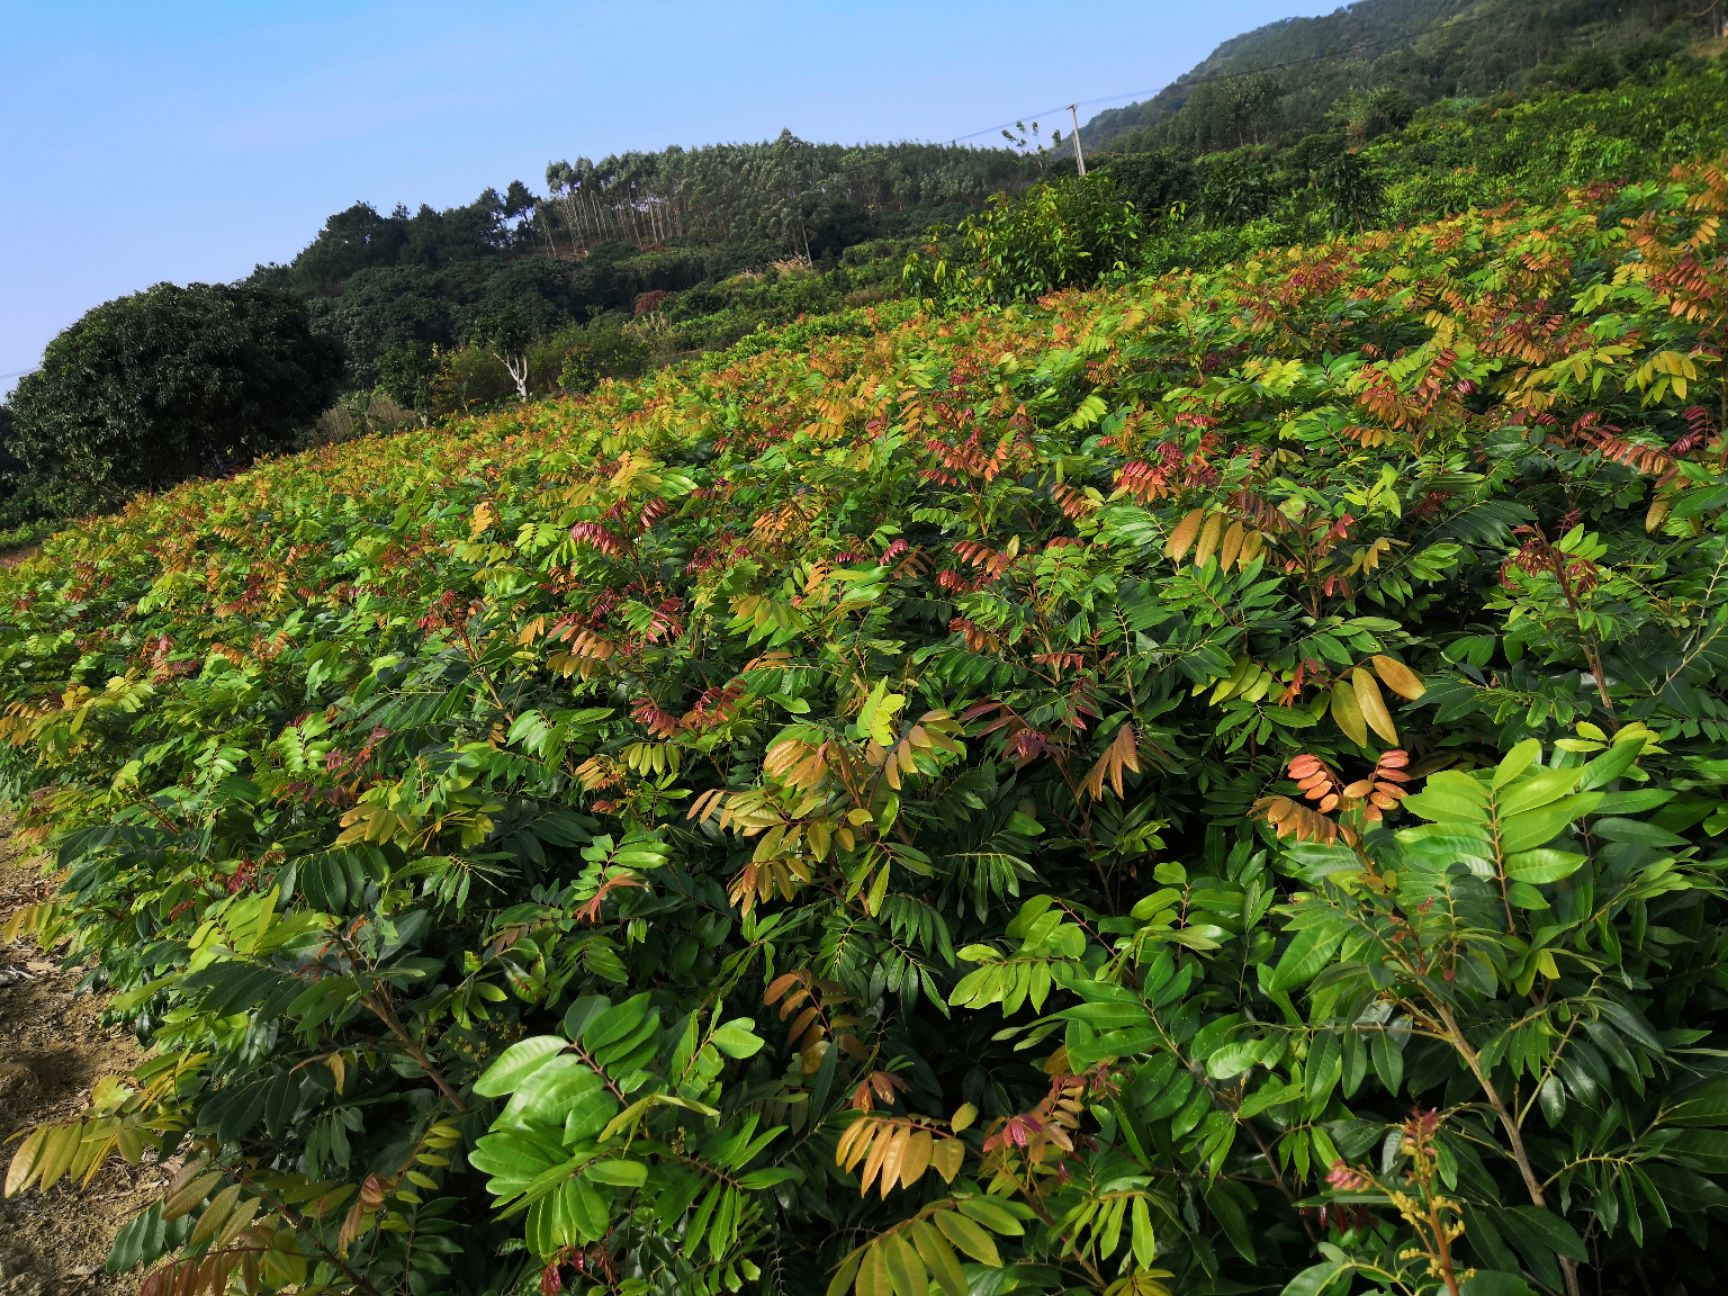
[1081,0,1708,150]
[3,152,1728,1296]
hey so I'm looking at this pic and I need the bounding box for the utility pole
[1069,104,1087,176]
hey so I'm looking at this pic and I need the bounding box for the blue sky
[0,1,1337,388]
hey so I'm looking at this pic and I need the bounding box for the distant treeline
[249,134,1049,386]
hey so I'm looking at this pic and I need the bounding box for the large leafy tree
[6,282,345,512]
[306,265,452,388]
[0,404,16,488]
[0,404,25,522]
[469,303,538,400]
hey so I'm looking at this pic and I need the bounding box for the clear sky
[0,0,1338,390]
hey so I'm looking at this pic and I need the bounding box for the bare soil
[0,822,156,1296]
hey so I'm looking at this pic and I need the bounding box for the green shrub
[428,342,516,416]
[0,517,58,554]
[555,320,653,392]
[305,390,422,448]
[906,174,1143,307]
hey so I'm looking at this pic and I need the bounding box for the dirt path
[0,822,156,1296]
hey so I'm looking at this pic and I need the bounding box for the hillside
[1082,0,1709,149]
[2,128,1728,1295]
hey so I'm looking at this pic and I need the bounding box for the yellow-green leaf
[859,1238,892,1296]
[1351,667,1398,746]
[1165,509,1204,562]
[1370,654,1425,701]
[1130,1195,1157,1268]
[4,1128,46,1197]
[900,1130,933,1190]
[188,1181,245,1250]
[910,1221,968,1296]
[1330,680,1367,747]
[933,1210,1002,1266]
[882,1232,929,1296]
[929,1137,965,1183]
[826,1248,863,1296]
[1193,512,1225,568]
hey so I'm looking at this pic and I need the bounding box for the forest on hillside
[250,137,1048,389]
[1081,0,1718,148]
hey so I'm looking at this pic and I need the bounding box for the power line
[947,37,1396,145]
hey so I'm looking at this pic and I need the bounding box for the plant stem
[360,986,468,1112]
[1434,999,1581,1296]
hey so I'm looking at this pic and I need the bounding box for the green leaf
[909,1221,967,1296]
[475,1037,568,1099]
[1496,765,1582,816]
[107,1204,174,1274]
[1501,1205,1587,1261]
[1503,849,1586,884]
[1578,735,1645,789]
[583,993,654,1052]
[469,1128,570,1185]
[1279,1261,1345,1296]
[1667,1129,1728,1172]
[1493,739,1543,789]
[1269,922,1346,994]
[585,1159,648,1188]
[1401,771,1490,824]
[1059,1000,1153,1028]
[737,1167,802,1189]
[1205,1041,1263,1080]
[1665,1079,1728,1127]
[1370,1027,1404,1096]
[1067,1024,1159,1071]
[1462,1272,1538,1296]
[1498,792,1601,854]
[570,1176,610,1240]
[1305,1030,1339,1107]
[1538,1075,1566,1126]
[954,1195,1024,1235]
[502,1057,608,1126]
[710,1020,766,1059]
[1239,1079,1301,1118]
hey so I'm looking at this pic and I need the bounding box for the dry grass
[0,822,158,1296]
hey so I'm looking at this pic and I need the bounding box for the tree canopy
[6,282,344,514]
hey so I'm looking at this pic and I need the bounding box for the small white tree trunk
[493,350,530,401]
